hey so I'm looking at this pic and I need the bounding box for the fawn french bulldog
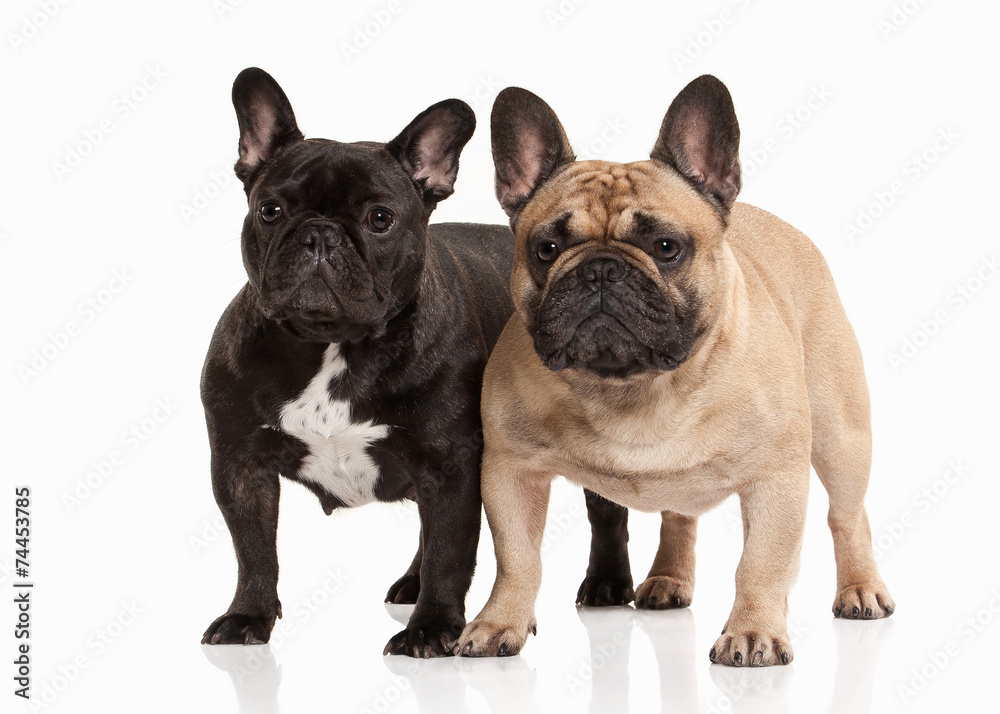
[456,76,894,666]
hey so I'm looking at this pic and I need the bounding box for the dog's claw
[202,611,277,646]
[576,576,634,607]
[634,575,692,611]
[834,583,894,620]
[385,574,421,605]
[383,621,462,658]
[711,629,793,667]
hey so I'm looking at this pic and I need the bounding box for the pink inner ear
[411,123,462,194]
[241,97,278,168]
[412,127,450,184]
[676,114,738,202]
[499,128,547,207]
[685,143,720,191]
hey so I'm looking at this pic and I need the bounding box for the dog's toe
[385,574,420,604]
[711,628,792,667]
[383,618,463,658]
[202,612,275,646]
[634,575,692,610]
[576,575,635,607]
[833,583,894,620]
[456,619,534,657]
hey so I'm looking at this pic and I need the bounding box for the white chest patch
[277,343,389,508]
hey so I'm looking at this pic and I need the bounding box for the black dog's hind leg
[386,533,422,604]
[576,489,634,606]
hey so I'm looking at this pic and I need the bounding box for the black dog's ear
[651,75,741,214]
[491,87,575,220]
[232,67,304,188]
[386,99,476,211]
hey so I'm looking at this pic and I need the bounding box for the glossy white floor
[5,1,998,713]
[195,492,986,714]
[15,471,995,714]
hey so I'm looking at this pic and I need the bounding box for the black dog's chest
[274,343,391,507]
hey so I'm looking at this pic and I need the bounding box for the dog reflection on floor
[708,647,794,714]
[826,618,894,713]
[631,608,700,713]
[199,604,893,712]
[573,607,635,712]
[383,602,540,714]
[202,643,280,714]
[383,646,540,714]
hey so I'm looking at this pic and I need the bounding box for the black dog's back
[430,223,515,351]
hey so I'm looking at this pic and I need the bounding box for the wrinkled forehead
[518,160,722,241]
[251,140,415,206]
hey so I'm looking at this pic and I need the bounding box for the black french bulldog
[199,68,517,657]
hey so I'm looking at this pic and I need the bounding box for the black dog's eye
[653,239,681,262]
[259,202,282,224]
[365,207,394,233]
[535,242,560,263]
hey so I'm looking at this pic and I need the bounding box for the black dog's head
[491,76,742,380]
[231,67,475,343]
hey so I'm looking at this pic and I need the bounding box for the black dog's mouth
[261,270,388,342]
[279,311,373,342]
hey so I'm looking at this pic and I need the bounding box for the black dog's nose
[577,257,629,284]
[298,224,341,249]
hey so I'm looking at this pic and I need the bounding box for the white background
[3,0,999,712]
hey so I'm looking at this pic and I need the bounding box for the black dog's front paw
[202,611,277,645]
[385,574,420,604]
[383,618,464,658]
[576,575,635,607]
